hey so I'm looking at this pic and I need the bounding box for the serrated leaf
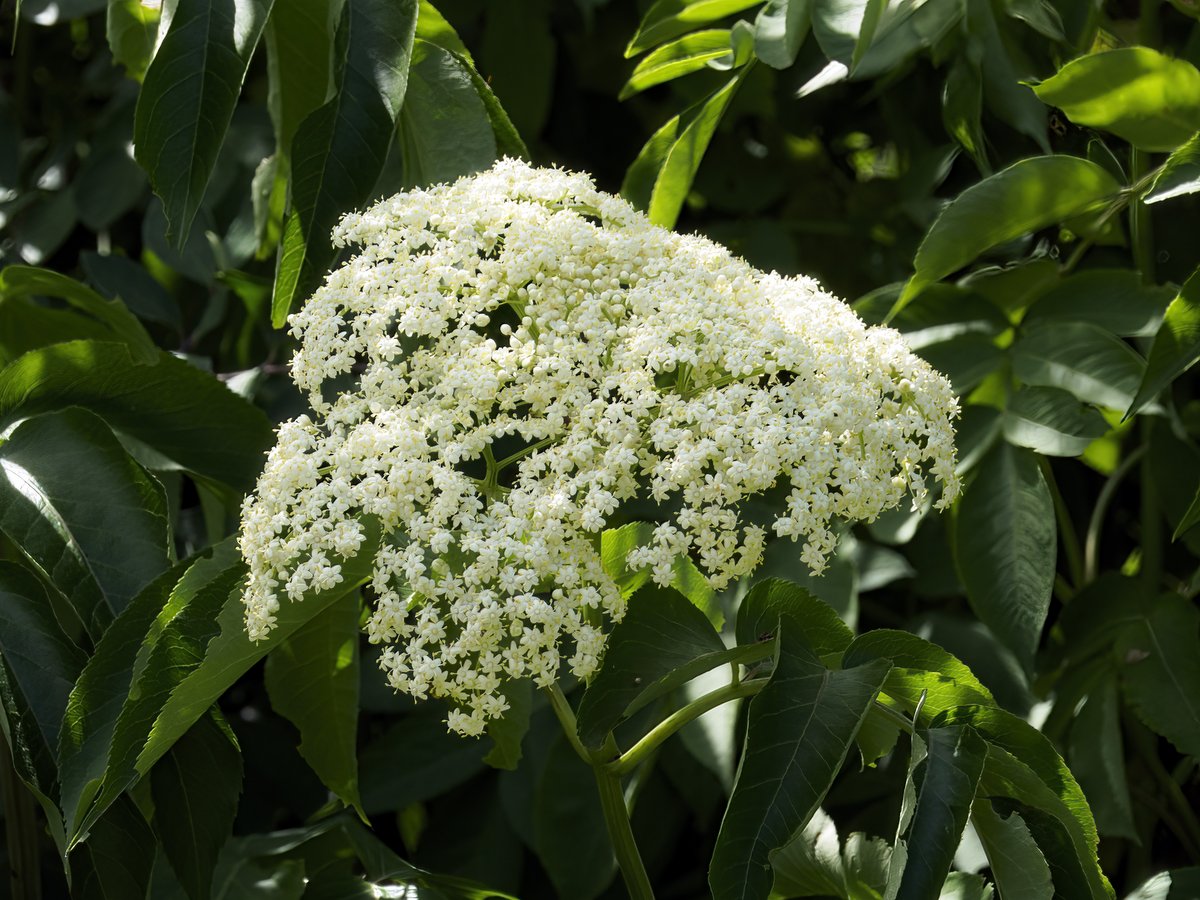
[953,441,1054,668]
[1031,48,1200,153]
[735,577,854,653]
[151,712,244,900]
[885,725,987,900]
[265,589,364,817]
[576,584,732,749]
[893,157,1121,314]
[1011,321,1145,410]
[972,802,1053,900]
[621,67,749,229]
[601,522,719,624]
[0,408,170,635]
[1023,269,1174,337]
[134,0,275,243]
[620,30,731,98]
[1115,593,1200,758]
[0,341,274,493]
[709,621,890,900]
[1127,265,1200,418]
[271,0,419,327]
[1067,677,1135,840]
[754,0,812,69]
[0,266,156,362]
[397,39,497,188]
[1145,131,1200,204]
[74,794,155,900]
[625,0,762,57]
[1003,385,1109,458]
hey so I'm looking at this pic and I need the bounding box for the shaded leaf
[483,679,532,771]
[1003,385,1109,458]
[265,589,364,816]
[75,794,156,900]
[1127,265,1200,418]
[1023,269,1174,337]
[1011,321,1145,410]
[81,251,181,332]
[106,0,161,82]
[953,441,1054,668]
[971,802,1054,900]
[709,621,890,900]
[620,30,731,99]
[1067,677,1135,840]
[135,0,275,243]
[754,0,812,69]
[735,577,854,654]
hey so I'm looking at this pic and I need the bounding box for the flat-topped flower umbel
[239,159,961,735]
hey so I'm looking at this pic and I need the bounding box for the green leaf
[971,802,1054,900]
[621,66,750,229]
[754,0,812,70]
[134,0,275,244]
[1144,132,1200,204]
[81,252,182,332]
[709,621,890,900]
[151,712,244,900]
[735,577,854,654]
[886,725,987,900]
[462,56,529,161]
[74,794,156,900]
[1115,593,1200,758]
[1023,269,1174,337]
[0,407,170,634]
[1011,321,1145,410]
[1003,385,1109,458]
[1127,868,1200,900]
[1067,677,1136,840]
[881,284,1009,351]
[625,0,762,57]
[0,341,274,493]
[271,0,419,327]
[416,0,473,63]
[1031,48,1200,153]
[811,0,887,70]
[943,50,989,174]
[397,39,497,188]
[358,708,487,814]
[894,157,1121,314]
[576,584,729,749]
[264,589,364,817]
[601,522,719,624]
[1127,266,1200,418]
[770,809,892,899]
[620,30,731,99]
[953,441,1054,668]
[106,0,161,82]
[479,0,554,138]
[483,679,532,771]
[851,0,963,81]
[0,266,156,363]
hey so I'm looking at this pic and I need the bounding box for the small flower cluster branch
[239,159,961,736]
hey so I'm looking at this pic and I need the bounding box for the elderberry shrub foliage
[0,0,1199,898]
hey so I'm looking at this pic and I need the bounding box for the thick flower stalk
[239,159,960,736]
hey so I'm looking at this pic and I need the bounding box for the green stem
[1084,445,1146,582]
[1129,717,1200,860]
[1039,457,1085,593]
[594,765,656,900]
[610,678,769,776]
[544,683,594,766]
[0,733,40,900]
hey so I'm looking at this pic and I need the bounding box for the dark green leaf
[887,725,987,900]
[943,50,989,173]
[479,0,554,138]
[621,67,750,229]
[1144,132,1200,204]
[0,296,112,367]
[106,0,161,82]
[151,713,244,900]
[754,0,811,69]
[625,0,762,57]
[1115,592,1200,758]
[265,589,364,817]
[135,0,275,243]
[483,679,532,771]
[416,0,473,63]
[967,0,1049,152]
[735,577,854,653]
[885,284,1009,350]
[576,584,728,749]
[1023,269,1174,337]
[81,252,181,332]
[75,794,155,900]
[1031,48,1200,153]
[770,809,893,899]
[271,0,419,327]
[972,801,1054,900]
[1067,677,1135,840]
[0,266,156,362]
[1011,321,1145,410]
[709,621,890,900]
[894,157,1121,313]
[811,0,886,70]
[620,30,731,99]
[0,407,170,634]
[1003,385,1109,457]
[851,0,962,80]
[397,39,497,188]
[0,341,274,493]
[1127,266,1200,418]
[953,441,1054,668]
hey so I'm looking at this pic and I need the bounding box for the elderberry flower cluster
[239,159,960,736]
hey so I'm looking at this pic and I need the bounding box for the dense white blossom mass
[239,159,960,735]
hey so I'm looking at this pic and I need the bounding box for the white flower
[238,159,960,735]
